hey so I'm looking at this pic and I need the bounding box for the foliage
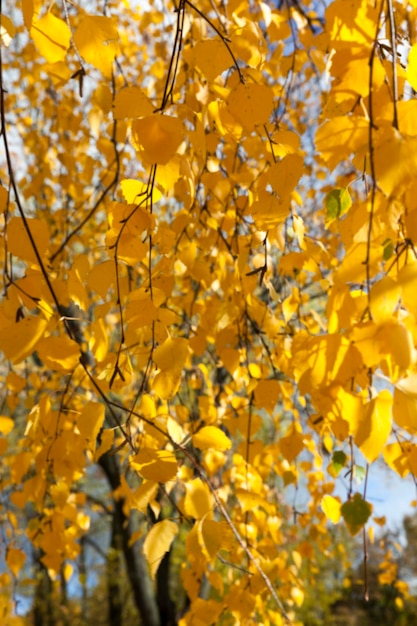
[1,0,417,624]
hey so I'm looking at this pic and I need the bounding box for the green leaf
[354,465,366,484]
[325,188,352,223]
[330,450,347,476]
[383,238,394,261]
[341,493,372,535]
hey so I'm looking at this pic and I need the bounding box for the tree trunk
[33,557,55,626]
[156,550,177,626]
[107,510,123,626]
[99,452,161,626]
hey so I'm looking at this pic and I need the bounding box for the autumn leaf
[6,549,26,578]
[0,316,48,364]
[321,495,342,524]
[113,86,153,120]
[130,449,178,483]
[132,115,183,165]
[36,335,81,372]
[354,391,392,464]
[184,478,214,519]
[74,16,119,77]
[31,13,71,63]
[143,520,178,579]
[228,83,274,128]
[192,426,231,451]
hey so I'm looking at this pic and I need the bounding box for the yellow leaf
[228,83,273,129]
[253,379,280,414]
[77,402,105,451]
[315,116,368,169]
[132,481,159,513]
[7,217,49,266]
[113,86,153,119]
[184,478,214,519]
[154,337,189,371]
[89,318,109,363]
[155,157,181,193]
[0,316,48,364]
[407,44,417,91]
[94,428,114,462]
[370,277,400,324]
[6,549,26,577]
[267,154,304,200]
[143,519,178,580]
[249,191,288,229]
[393,385,417,432]
[374,128,417,196]
[192,426,231,451]
[0,416,14,435]
[398,260,417,318]
[186,598,224,625]
[120,178,162,205]
[291,586,304,607]
[22,0,35,30]
[0,184,8,213]
[193,39,232,81]
[73,16,119,77]
[117,233,148,265]
[1,15,15,47]
[196,519,233,561]
[321,495,342,524]
[36,335,81,372]
[167,416,184,445]
[383,442,409,478]
[395,374,417,399]
[132,115,183,165]
[152,370,181,400]
[30,13,71,63]
[355,391,392,463]
[279,431,304,462]
[381,322,414,374]
[130,449,178,482]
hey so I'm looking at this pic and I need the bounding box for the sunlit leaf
[132,115,183,165]
[196,519,233,561]
[143,519,178,580]
[30,13,71,63]
[1,15,15,47]
[228,83,274,129]
[113,86,154,119]
[321,495,342,524]
[74,15,119,77]
[407,44,417,92]
[279,431,304,462]
[184,478,214,519]
[355,391,392,463]
[0,316,48,364]
[0,416,14,435]
[193,39,232,81]
[130,449,178,482]
[192,426,231,451]
[120,179,162,204]
[7,217,49,266]
[77,402,105,452]
[36,335,81,372]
